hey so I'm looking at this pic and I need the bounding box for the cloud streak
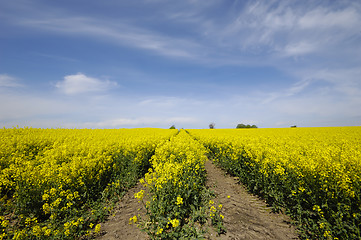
[17,16,204,60]
[83,116,198,128]
[0,74,23,88]
[55,73,117,95]
[1,1,360,129]
[4,0,361,66]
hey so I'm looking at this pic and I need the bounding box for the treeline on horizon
[170,123,259,129]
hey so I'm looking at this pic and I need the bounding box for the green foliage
[236,123,258,128]
[0,128,177,239]
[133,130,225,239]
[189,127,361,240]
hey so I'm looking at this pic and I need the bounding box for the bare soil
[96,182,147,240]
[205,160,299,240]
[96,160,299,240]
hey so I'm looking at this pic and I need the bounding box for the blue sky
[1,0,361,129]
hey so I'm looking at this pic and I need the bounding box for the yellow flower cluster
[129,215,138,225]
[156,227,163,235]
[169,218,180,228]
[138,130,208,238]
[94,223,101,234]
[0,127,177,239]
[176,196,183,205]
[146,130,207,191]
[134,190,145,202]
[189,127,361,239]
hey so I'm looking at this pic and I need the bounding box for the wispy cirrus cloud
[303,68,361,98]
[82,116,198,128]
[17,16,204,60]
[0,74,23,88]
[216,0,361,59]
[1,1,360,129]
[4,0,361,65]
[261,78,316,104]
[298,7,360,30]
[55,73,117,95]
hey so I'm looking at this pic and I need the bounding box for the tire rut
[96,182,148,240]
[95,159,299,240]
[205,160,299,240]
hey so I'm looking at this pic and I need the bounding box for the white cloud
[261,78,315,104]
[216,0,361,59]
[82,116,198,128]
[55,73,117,95]
[303,68,361,99]
[283,42,317,57]
[1,1,361,129]
[6,0,361,65]
[298,7,360,30]
[0,92,75,121]
[138,96,204,108]
[258,67,361,123]
[0,74,23,88]
[19,17,203,60]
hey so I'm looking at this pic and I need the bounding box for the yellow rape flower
[44,228,51,236]
[42,193,50,201]
[129,215,138,224]
[32,225,42,236]
[323,230,331,238]
[156,228,163,235]
[134,190,144,201]
[176,196,183,205]
[94,224,101,233]
[1,220,9,228]
[169,219,180,228]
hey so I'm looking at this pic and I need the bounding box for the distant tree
[209,123,215,129]
[236,123,258,129]
[169,125,176,129]
[236,123,246,128]
[291,125,297,128]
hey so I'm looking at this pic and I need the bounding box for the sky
[1,0,361,129]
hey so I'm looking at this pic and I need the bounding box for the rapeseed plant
[189,127,361,239]
[0,127,177,239]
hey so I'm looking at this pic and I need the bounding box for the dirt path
[96,161,299,240]
[96,182,148,240]
[205,160,299,240]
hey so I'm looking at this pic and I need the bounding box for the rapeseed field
[1,127,360,239]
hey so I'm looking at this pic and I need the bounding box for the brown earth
[96,160,299,240]
[205,160,299,240]
[96,182,148,240]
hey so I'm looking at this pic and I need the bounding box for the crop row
[0,128,177,239]
[4,126,358,239]
[133,129,225,239]
[189,127,361,240]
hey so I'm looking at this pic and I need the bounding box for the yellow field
[1,127,360,239]
[189,127,361,239]
[0,128,177,239]
[133,130,212,238]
